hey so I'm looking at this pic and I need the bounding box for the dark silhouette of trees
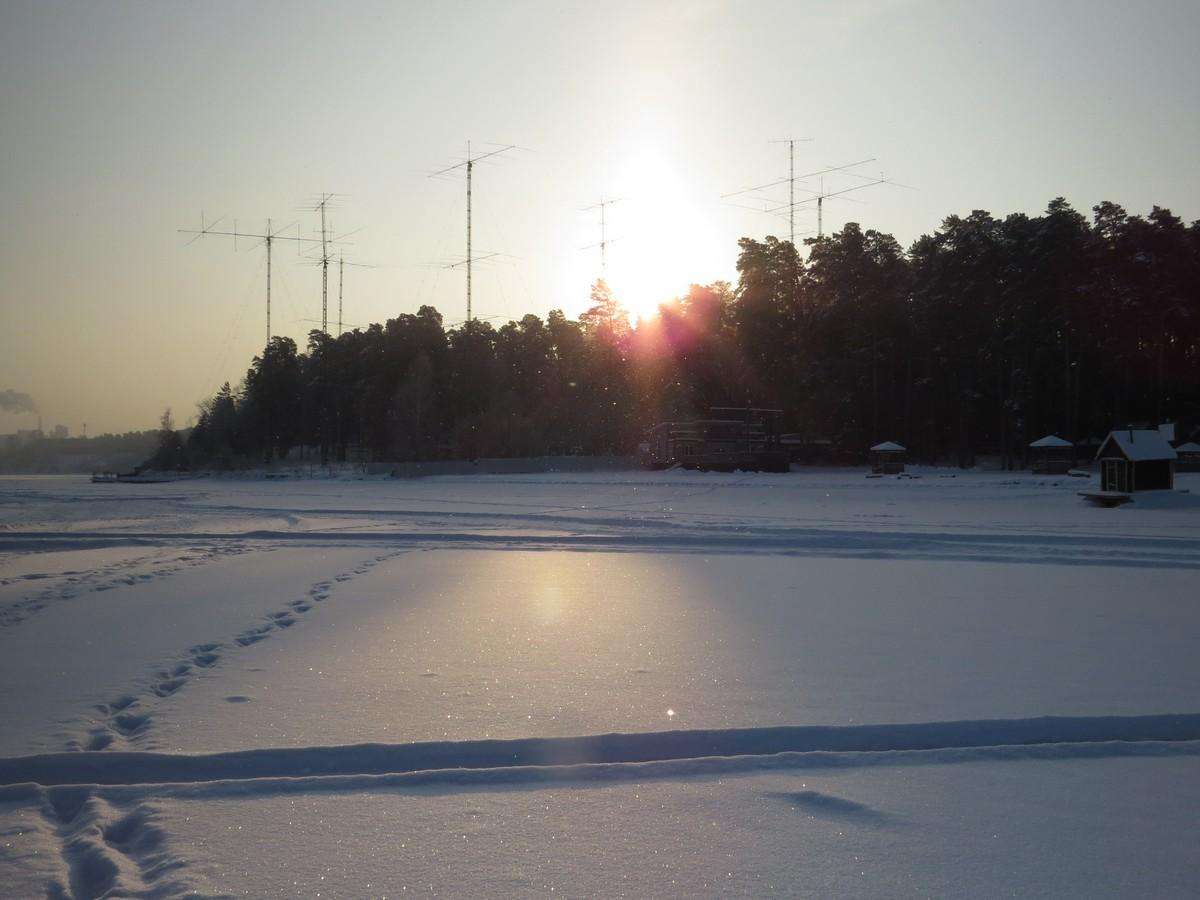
[242,337,304,460]
[188,383,241,465]
[147,408,186,470]
[803,223,910,451]
[177,198,1199,469]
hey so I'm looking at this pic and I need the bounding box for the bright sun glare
[587,143,722,322]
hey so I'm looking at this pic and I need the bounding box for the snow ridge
[6,526,1200,570]
[7,714,1199,788]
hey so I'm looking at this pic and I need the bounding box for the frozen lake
[1,469,1197,897]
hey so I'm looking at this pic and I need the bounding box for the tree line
[0,430,160,474]
[165,198,1199,469]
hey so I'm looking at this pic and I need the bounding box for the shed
[869,440,906,474]
[1174,441,1200,473]
[1094,429,1176,492]
[1029,434,1074,474]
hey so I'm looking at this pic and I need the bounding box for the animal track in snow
[111,712,152,737]
[152,678,186,697]
[0,544,255,628]
[84,730,114,752]
[66,551,407,752]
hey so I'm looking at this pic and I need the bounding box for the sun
[580,141,724,323]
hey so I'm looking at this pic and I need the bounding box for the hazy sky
[2,0,1198,435]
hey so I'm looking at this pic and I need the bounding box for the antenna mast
[467,144,472,320]
[266,218,272,344]
[818,182,823,237]
[766,139,812,246]
[430,142,517,321]
[326,252,374,337]
[581,197,621,276]
[315,194,333,333]
[179,215,324,346]
[599,197,607,273]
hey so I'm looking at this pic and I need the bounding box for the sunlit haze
[2,0,1198,433]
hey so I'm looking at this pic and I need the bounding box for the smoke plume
[0,389,37,414]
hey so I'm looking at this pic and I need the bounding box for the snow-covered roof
[1029,435,1073,449]
[870,441,906,452]
[1095,429,1177,462]
[1175,442,1200,453]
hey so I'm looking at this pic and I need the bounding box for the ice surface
[142,550,1199,753]
[155,754,1199,898]
[0,469,1196,897]
[0,545,381,756]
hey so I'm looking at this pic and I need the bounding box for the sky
[2,0,1198,435]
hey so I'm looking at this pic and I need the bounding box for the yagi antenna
[721,158,877,200]
[724,148,912,239]
[178,215,325,346]
[758,178,902,236]
[723,155,877,241]
[428,141,520,321]
[299,194,363,333]
[180,198,354,344]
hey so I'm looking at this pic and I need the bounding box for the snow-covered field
[1,468,1197,897]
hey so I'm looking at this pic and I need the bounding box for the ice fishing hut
[1028,434,1074,474]
[1094,429,1176,492]
[1175,442,1200,472]
[869,441,906,474]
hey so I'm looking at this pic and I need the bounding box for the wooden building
[869,441,906,474]
[1094,429,1177,492]
[1028,434,1074,474]
[1174,441,1200,473]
